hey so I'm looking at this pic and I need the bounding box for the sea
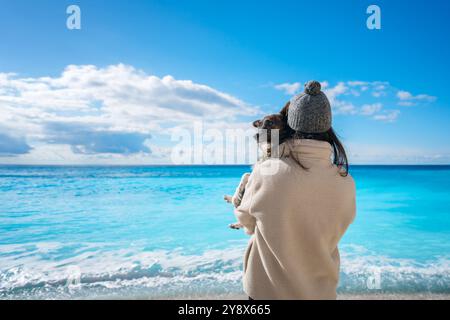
[0,165,449,299]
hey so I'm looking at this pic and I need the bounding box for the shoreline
[125,293,450,300]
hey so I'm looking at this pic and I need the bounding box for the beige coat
[234,139,356,300]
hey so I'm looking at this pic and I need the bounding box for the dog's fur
[253,101,293,157]
[225,102,292,230]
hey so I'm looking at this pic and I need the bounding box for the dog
[253,101,292,158]
[224,102,293,230]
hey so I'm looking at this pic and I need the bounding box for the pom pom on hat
[304,80,321,95]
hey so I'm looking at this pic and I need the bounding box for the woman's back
[235,139,356,299]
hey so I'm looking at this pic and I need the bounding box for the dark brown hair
[293,128,349,177]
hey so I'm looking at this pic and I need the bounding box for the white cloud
[274,82,301,95]
[333,101,358,115]
[373,110,400,122]
[323,82,387,117]
[275,80,438,111]
[371,91,385,98]
[274,80,435,123]
[397,91,412,100]
[347,81,368,87]
[360,103,383,116]
[396,90,436,105]
[320,81,329,89]
[374,84,387,91]
[0,132,31,155]
[323,81,348,104]
[0,64,260,162]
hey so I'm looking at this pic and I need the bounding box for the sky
[0,0,449,164]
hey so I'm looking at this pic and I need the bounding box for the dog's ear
[280,101,290,118]
[253,119,262,128]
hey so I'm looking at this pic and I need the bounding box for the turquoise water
[0,165,449,299]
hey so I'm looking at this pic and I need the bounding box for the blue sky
[0,0,449,164]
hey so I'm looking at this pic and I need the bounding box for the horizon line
[0,163,449,167]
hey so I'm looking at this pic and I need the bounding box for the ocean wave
[0,244,245,299]
[0,243,449,299]
[339,244,450,293]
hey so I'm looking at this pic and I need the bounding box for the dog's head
[252,113,286,131]
[253,101,293,144]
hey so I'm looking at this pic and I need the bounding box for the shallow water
[0,165,449,299]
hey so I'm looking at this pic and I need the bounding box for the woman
[235,81,356,300]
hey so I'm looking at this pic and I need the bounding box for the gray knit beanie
[287,80,332,133]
